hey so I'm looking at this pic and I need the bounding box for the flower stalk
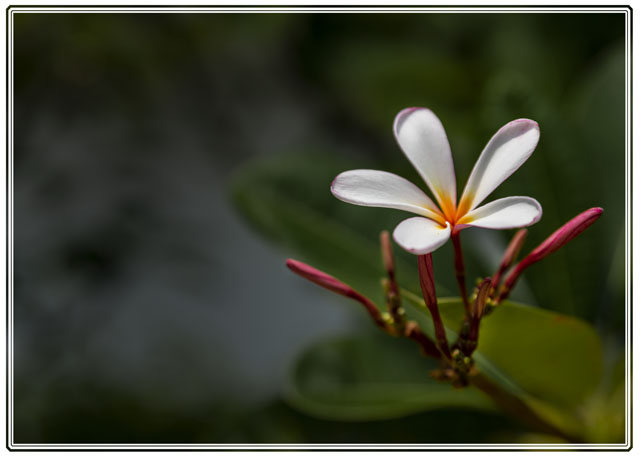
[451,229,470,313]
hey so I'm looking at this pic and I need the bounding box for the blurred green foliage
[232,150,436,307]
[281,295,613,442]
[285,332,495,422]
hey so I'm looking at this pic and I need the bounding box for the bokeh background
[13,11,626,443]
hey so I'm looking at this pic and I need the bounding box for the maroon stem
[495,262,526,303]
[404,321,442,359]
[470,373,580,442]
[450,230,470,314]
[347,291,392,330]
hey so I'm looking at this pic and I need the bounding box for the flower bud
[490,229,527,291]
[286,259,387,330]
[497,207,603,302]
[473,278,492,320]
[418,254,450,359]
[457,278,491,357]
[520,207,602,266]
[380,230,398,295]
[418,254,437,307]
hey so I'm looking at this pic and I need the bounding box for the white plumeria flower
[331,108,543,255]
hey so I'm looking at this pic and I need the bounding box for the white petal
[458,196,542,230]
[458,119,540,214]
[393,217,451,255]
[393,108,457,215]
[331,169,444,221]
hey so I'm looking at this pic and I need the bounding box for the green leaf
[231,151,449,304]
[403,294,603,437]
[284,333,495,421]
[582,352,626,443]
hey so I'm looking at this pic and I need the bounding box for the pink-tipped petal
[392,217,451,255]
[458,196,542,230]
[393,108,457,216]
[331,169,444,222]
[458,119,540,215]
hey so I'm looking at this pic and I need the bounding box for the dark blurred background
[13,12,625,443]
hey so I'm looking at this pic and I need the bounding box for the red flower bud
[490,229,527,291]
[286,259,387,330]
[473,278,492,321]
[418,254,451,359]
[520,207,602,267]
[497,207,603,302]
[380,230,398,295]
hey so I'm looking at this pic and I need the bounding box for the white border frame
[3,4,632,452]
